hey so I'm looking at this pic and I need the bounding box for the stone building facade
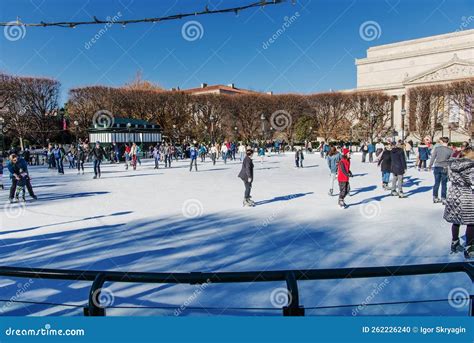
[355,29,474,141]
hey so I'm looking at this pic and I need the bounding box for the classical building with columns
[355,28,474,141]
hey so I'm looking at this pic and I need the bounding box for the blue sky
[0,0,472,103]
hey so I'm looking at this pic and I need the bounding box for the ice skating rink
[0,152,471,316]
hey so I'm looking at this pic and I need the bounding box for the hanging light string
[0,0,286,28]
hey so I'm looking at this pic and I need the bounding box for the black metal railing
[0,262,473,316]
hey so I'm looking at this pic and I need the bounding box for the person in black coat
[90,141,106,179]
[390,141,407,198]
[377,143,392,190]
[238,148,255,207]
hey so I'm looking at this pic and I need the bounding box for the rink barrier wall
[0,262,473,316]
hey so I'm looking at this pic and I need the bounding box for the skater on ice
[443,146,474,258]
[390,140,407,198]
[377,142,392,190]
[326,146,341,196]
[429,137,452,204]
[337,148,352,208]
[7,154,37,203]
[238,148,255,207]
[91,141,106,178]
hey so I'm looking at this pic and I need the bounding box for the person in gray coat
[238,148,255,207]
[429,137,453,204]
[443,147,474,258]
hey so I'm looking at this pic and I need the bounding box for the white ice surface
[0,152,471,316]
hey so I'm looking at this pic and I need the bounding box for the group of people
[1,134,473,258]
[322,137,473,258]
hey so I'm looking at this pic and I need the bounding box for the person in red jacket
[337,148,353,208]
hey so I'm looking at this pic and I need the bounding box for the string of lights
[0,0,287,28]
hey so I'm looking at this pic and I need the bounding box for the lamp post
[401,109,406,142]
[369,112,375,144]
[260,113,266,141]
[126,122,132,144]
[172,124,177,145]
[234,126,238,140]
[0,117,4,156]
[210,114,215,144]
[73,120,79,145]
[59,107,66,144]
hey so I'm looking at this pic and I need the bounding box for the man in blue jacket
[189,145,198,172]
[7,154,37,202]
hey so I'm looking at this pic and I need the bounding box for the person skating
[76,140,86,174]
[443,147,474,258]
[199,144,207,163]
[153,145,161,169]
[368,142,375,163]
[295,147,304,168]
[327,146,341,196]
[221,143,229,164]
[123,144,131,170]
[238,148,255,207]
[130,142,138,170]
[238,143,246,161]
[189,145,198,172]
[91,141,105,179]
[337,148,352,208]
[375,140,384,159]
[429,137,453,204]
[258,146,265,164]
[7,154,37,202]
[417,142,430,171]
[377,143,392,190]
[390,140,407,198]
[53,144,65,174]
[210,144,218,165]
[361,142,369,163]
[14,168,28,201]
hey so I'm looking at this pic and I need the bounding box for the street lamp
[260,113,266,140]
[59,107,66,144]
[209,115,215,144]
[0,117,4,156]
[401,109,407,142]
[73,120,79,145]
[172,124,177,145]
[369,112,375,144]
[126,122,132,144]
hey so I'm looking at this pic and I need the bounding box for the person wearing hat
[238,148,255,207]
[337,148,352,208]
